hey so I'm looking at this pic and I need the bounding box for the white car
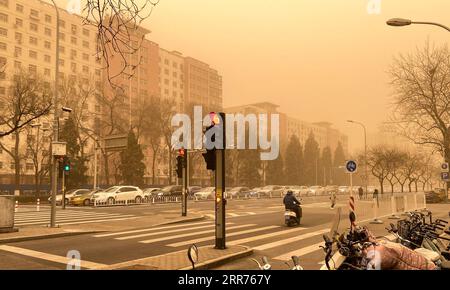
[338,186,349,194]
[194,187,215,200]
[258,185,284,197]
[142,188,161,202]
[307,186,324,196]
[48,189,91,206]
[91,186,144,205]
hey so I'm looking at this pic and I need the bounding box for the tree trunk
[34,168,40,198]
[14,133,20,192]
[379,178,384,194]
[167,146,172,185]
[103,152,110,187]
[414,181,418,192]
[151,148,157,185]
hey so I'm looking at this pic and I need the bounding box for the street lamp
[347,120,368,196]
[386,18,450,32]
[49,0,60,228]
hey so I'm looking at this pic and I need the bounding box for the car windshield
[104,187,119,193]
[161,186,174,192]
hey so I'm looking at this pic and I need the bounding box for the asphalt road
[0,196,340,269]
[3,196,445,270]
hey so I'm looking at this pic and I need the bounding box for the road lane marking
[14,215,135,226]
[227,227,308,245]
[15,213,133,223]
[253,228,329,251]
[167,225,280,247]
[0,245,106,269]
[228,213,240,217]
[93,221,212,238]
[139,224,255,244]
[273,242,324,261]
[116,223,234,240]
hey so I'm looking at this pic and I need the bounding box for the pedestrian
[358,186,363,200]
[330,190,337,209]
[373,189,379,200]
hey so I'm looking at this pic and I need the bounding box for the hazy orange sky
[55,0,449,152]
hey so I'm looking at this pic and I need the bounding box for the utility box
[0,195,18,233]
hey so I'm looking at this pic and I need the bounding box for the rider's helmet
[286,190,293,195]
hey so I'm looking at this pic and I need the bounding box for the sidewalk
[0,213,204,244]
[96,245,253,270]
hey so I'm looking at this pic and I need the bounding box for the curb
[0,230,101,244]
[148,215,206,227]
[179,246,253,270]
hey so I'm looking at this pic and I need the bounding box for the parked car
[142,188,161,202]
[70,189,102,206]
[194,187,215,200]
[188,186,203,197]
[49,189,91,206]
[324,185,339,195]
[154,185,183,197]
[425,189,446,203]
[257,185,284,197]
[91,186,144,205]
[226,187,251,198]
[307,186,324,196]
[338,186,349,194]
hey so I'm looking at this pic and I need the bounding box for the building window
[59,32,65,41]
[59,59,64,67]
[59,20,65,28]
[26,163,33,171]
[45,14,51,23]
[30,9,39,18]
[71,36,77,45]
[164,59,169,65]
[0,13,8,23]
[71,49,77,59]
[44,55,50,63]
[45,28,51,36]
[164,79,169,85]
[59,46,65,54]
[82,53,89,61]
[10,163,14,170]
[0,86,5,95]
[44,68,50,76]
[0,27,6,37]
[44,41,51,49]
[15,32,22,43]
[82,66,89,74]
[82,41,89,48]
[15,18,22,27]
[0,42,6,50]
[16,4,23,12]
[82,28,89,37]
[29,36,38,45]
[29,64,37,74]
[0,162,3,169]
[30,23,38,32]
[14,61,21,69]
[71,62,76,72]
[71,24,77,34]
[0,0,8,8]
[29,50,37,59]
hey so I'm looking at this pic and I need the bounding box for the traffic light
[63,157,70,175]
[176,149,185,179]
[202,124,216,170]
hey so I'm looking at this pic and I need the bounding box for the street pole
[50,0,60,228]
[181,149,188,217]
[93,142,98,190]
[62,170,65,210]
[347,120,369,197]
[215,113,226,249]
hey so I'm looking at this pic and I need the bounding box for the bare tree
[82,0,160,86]
[25,126,51,197]
[0,72,52,138]
[0,72,52,190]
[160,98,177,184]
[390,41,450,164]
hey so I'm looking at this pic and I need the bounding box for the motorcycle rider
[283,190,301,223]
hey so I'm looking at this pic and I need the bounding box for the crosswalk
[14,209,136,227]
[92,220,330,262]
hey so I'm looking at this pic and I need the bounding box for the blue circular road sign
[346,160,357,173]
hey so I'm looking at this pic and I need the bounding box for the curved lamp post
[387,18,450,32]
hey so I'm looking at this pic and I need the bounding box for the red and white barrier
[36,198,40,212]
[14,200,18,213]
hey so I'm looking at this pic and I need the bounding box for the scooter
[285,205,302,227]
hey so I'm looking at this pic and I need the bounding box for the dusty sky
[55,0,449,152]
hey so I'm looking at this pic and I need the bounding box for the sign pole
[215,113,226,250]
[182,149,188,217]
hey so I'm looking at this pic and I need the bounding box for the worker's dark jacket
[283,194,301,210]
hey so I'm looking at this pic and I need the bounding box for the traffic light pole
[215,113,226,250]
[62,172,65,210]
[182,150,188,217]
